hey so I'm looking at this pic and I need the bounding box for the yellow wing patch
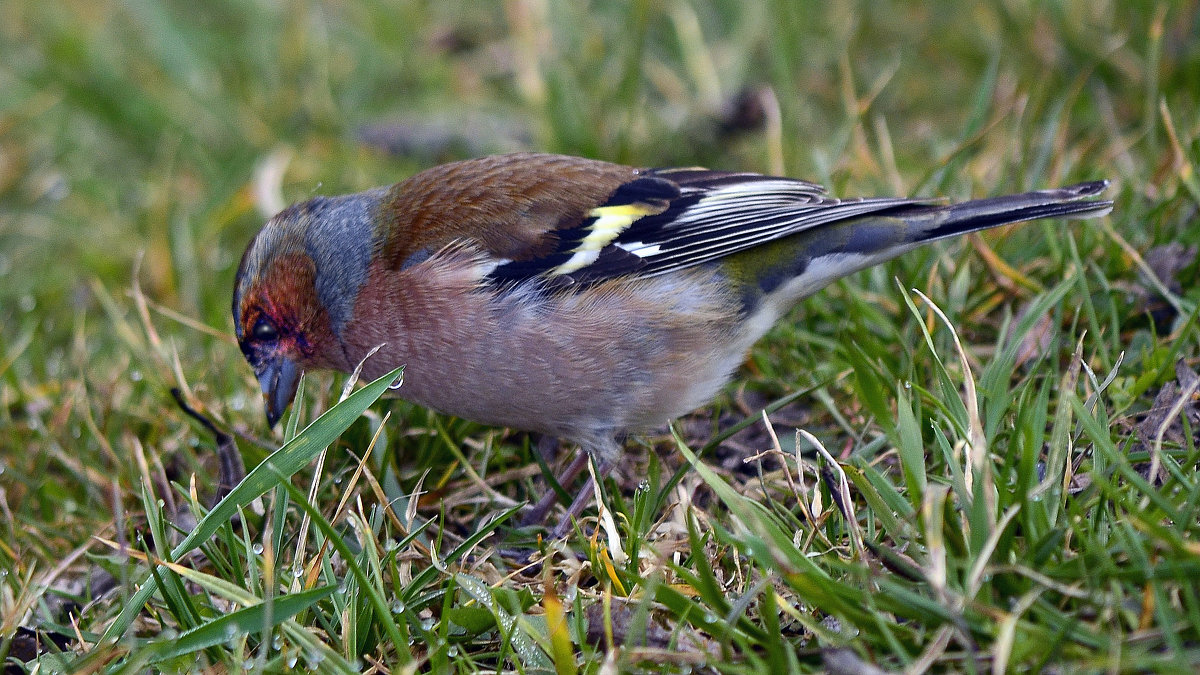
[550,201,667,276]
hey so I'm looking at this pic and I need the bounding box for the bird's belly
[397,357,734,438]
[353,271,747,441]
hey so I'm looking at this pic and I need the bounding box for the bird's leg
[549,455,614,539]
[521,435,620,536]
[520,446,590,527]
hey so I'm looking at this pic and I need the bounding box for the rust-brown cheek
[239,253,351,372]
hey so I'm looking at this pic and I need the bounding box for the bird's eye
[251,316,279,341]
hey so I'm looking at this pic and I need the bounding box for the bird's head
[233,192,380,427]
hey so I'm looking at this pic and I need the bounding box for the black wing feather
[488,167,926,285]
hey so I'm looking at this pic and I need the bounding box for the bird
[233,152,1112,535]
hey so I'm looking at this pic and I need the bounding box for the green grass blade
[158,585,336,661]
[98,367,402,644]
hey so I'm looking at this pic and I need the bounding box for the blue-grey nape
[302,188,387,335]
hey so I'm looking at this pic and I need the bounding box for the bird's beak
[257,356,301,428]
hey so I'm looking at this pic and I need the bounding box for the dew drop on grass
[252,543,264,555]
[18,295,34,312]
[904,381,912,389]
[391,600,406,614]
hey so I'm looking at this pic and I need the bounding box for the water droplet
[391,600,406,613]
[286,654,298,668]
[252,543,264,555]
[294,567,304,578]
[242,659,255,670]
[273,634,283,649]
[130,370,143,382]
[18,295,35,312]
[447,645,458,657]
[636,480,651,492]
[904,381,912,390]
[388,374,404,390]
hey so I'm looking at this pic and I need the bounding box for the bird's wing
[486,165,927,285]
[378,153,638,269]
[378,153,928,285]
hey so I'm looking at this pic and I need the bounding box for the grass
[2,0,1199,672]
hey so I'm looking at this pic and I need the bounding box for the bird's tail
[918,180,1113,242]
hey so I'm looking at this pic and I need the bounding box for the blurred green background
[5,0,1194,337]
[2,0,1199,670]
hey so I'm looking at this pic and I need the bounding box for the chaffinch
[233,152,1111,532]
